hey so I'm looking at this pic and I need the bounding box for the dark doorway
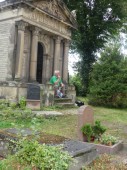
[36,42,43,83]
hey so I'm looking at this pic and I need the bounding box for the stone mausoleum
[0,0,76,106]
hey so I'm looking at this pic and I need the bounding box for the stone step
[54,98,72,103]
[56,102,75,108]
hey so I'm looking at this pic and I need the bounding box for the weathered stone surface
[35,110,63,116]
[0,128,97,169]
[26,100,41,110]
[94,141,123,154]
[5,128,39,137]
[27,84,40,100]
[78,105,94,142]
[0,0,77,103]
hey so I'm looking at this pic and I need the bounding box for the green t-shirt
[50,76,62,86]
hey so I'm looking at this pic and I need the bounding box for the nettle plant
[0,139,72,170]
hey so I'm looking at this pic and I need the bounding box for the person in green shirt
[50,70,65,98]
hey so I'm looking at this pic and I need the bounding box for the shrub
[89,46,127,108]
[81,124,94,142]
[93,120,106,139]
[19,97,26,109]
[69,74,84,96]
[81,120,106,142]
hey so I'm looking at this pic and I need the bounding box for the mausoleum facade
[0,0,76,104]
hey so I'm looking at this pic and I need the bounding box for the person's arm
[54,76,61,85]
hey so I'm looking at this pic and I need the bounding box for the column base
[14,77,21,82]
[29,80,39,84]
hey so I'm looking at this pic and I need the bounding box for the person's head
[54,70,60,77]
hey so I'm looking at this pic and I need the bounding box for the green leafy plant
[81,120,107,142]
[93,120,106,140]
[100,134,118,146]
[0,139,72,170]
[10,103,17,109]
[81,123,94,142]
[89,46,127,108]
[19,97,26,109]
[0,99,9,110]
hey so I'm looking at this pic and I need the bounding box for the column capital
[63,39,71,47]
[16,20,28,31]
[31,27,41,36]
[54,36,63,44]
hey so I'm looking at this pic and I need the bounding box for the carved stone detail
[54,36,63,44]
[32,27,41,36]
[16,21,28,31]
[24,9,71,37]
[39,34,51,54]
[33,0,66,20]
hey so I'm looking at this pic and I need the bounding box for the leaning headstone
[26,84,40,110]
[78,105,94,142]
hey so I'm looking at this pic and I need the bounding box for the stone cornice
[0,0,77,29]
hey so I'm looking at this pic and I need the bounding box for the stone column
[63,39,70,84]
[46,55,51,82]
[54,36,62,72]
[42,54,50,84]
[15,21,28,80]
[30,27,40,82]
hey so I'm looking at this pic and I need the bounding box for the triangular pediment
[0,0,77,28]
[28,0,77,28]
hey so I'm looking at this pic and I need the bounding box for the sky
[68,53,79,75]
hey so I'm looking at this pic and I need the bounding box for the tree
[63,0,127,95]
[69,73,83,96]
[89,45,127,108]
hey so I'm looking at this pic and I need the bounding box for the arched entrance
[36,42,43,83]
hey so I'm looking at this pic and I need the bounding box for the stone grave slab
[34,110,63,116]
[0,128,98,169]
[5,128,39,137]
[56,140,97,170]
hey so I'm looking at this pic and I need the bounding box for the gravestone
[27,84,40,100]
[26,84,41,110]
[78,105,94,142]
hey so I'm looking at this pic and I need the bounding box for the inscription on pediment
[33,0,66,21]
[24,9,71,37]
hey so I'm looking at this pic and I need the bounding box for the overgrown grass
[0,99,127,141]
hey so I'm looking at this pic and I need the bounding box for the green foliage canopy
[89,45,127,108]
[63,0,127,95]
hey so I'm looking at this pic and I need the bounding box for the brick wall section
[0,21,11,81]
[0,20,15,81]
